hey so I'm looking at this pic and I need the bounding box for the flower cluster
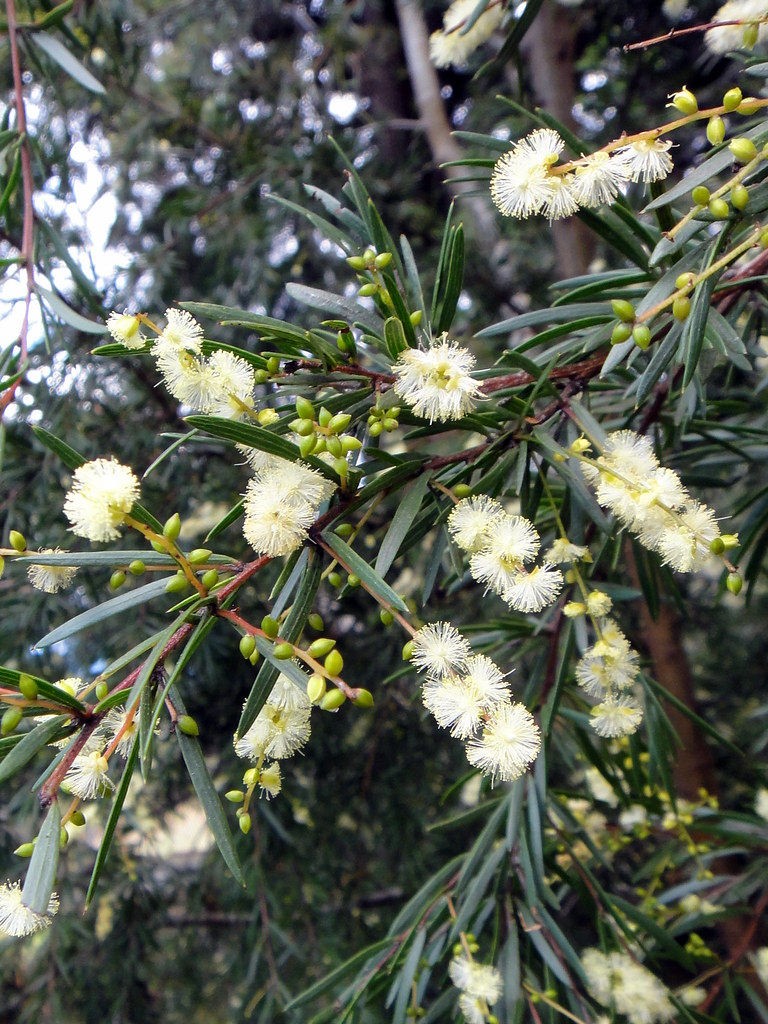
[391,335,482,423]
[448,953,502,1023]
[241,452,336,557]
[412,622,541,783]
[705,1,768,55]
[576,618,643,738]
[429,0,504,69]
[581,948,675,1024]
[448,496,564,613]
[26,549,79,594]
[63,459,140,543]
[0,880,59,938]
[578,430,723,573]
[490,128,673,221]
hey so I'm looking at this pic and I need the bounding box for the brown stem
[625,18,765,53]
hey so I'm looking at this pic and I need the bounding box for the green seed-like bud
[333,457,348,479]
[327,571,342,588]
[328,413,352,434]
[368,420,383,437]
[313,437,327,454]
[110,570,127,590]
[318,407,333,428]
[14,842,34,858]
[189,548,212,564]
[729,137,757,163]
[95,681,109,701]
[726,572,743,595]
[292,418,316,437]
[324,649,344,677]
[721,534,740,550]
[633,324,652,350]
[383,418,399,432]
[254,369,269,384]
[299,434,317,459]
[150,538,167,553]
[380,609,394,626]
[671,87,698,115]
[261,615,280,638]
[409,309,423,326]
[243,767,258,786]
[334,523,354,538]
[673,296,691,321]
[738,95,761,114]
[691,185,710,206]
[346,255,367,270]
[308,613,324,632]
[743,22,759,48]
[308,637,337,659]
[71,810,86,827]
[706,115,725,146]
[266,356,280,374]
[374,252,392,269]
[731,184,749,210]
[363,248,376,262]
[18,674,38,701]
[201,569,219,590]
[128,559,146,576]
[273,642,294,660]
[611,322,633,345]
[723,87,742,112]
[358,282,377,297]
[9,530,26,552]
[307,673,326,703]
[178,715,199,737]
[709,537,725,555]
[611,298,637,323]
[249,649,260,665]
[239,634,257,659]
[453,484,472,499]
[708,197,730,220]
[319,688,346,711]
[760,228,768,248]
[163,513,181,540]
[165,572,188,593]
[59,828,69,848]
[2,707,23,735]
[346,573,360,588]
[326,435,343,458]
[402,640,415,661]
[675,272,696,291]
[225,790,244,803]
[341,435,362,453]
[295,396,316,421]
[239,813,252,835]
[353,688,374,708]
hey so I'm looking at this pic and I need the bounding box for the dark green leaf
[22,802,61,916]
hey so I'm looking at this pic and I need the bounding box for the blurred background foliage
[2,1,768,1022]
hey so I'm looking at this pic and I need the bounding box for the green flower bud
[346,573,360,588]
[380,609,394,626]
[163,513,181,540]
[341,435,363,453]
[295,396,316,421]
[308,637,337,659]
[374,252,392,269]
[95,681,109,702]
[726,572,742,595]
[611,298,636,322]
[691,185,710,206]
[70,810,86,827]
[706,115,725,146]
[249,649,260,666]
[189,548,212,564]
[670,87,697,115]
[318,407,333,428]
[363,248,376,262]
[324,649,344,677]
[308,613,324,632]
[633,324,652,349]
[14,842,35,858]
[59,828,69,849]
[729,137,757,163]
[201,569,219,590]
[334,523,354,538]
[346,255,367,270]
[307,674,326,704]
[273,642,294,660]
[165,572,188,593]
[239,813,252,835]
[9,531,26,552]
[383,418,399,432]
[610,322,633,345]
[326,435,343,458]
[328,412,352,434]
[261,615,280,638]
[128,559,146,576]
[738,95,761,114]
[723,87,742,111]
[109,570,127,590]
[358,282,378,297]
[257,408,280,426]
[177,715,200,737]
[150,538,167,553]
[721,534,740,550]
[675,272,696,291]
[299,435,317,459]
[243,767,258,786]
[239,634,257,660]
[266,356,281,374]
[333,457,348,479]
[327,571,342,588]
[743,22,759,48]
[2,706,23,735]
[409,309,423,325]
[18,674,38,701]
[731,184,749,210]
[319,688,346,711]
[368,420,383,437]
[291,417,316,437]
[708,197,730,220]
[709,537,725,555]
[254,369,269,384]
[225,790,244,803]
[760,228,768,248]
[673,296,691,321]
[402,640,415,661]
[313,437,327,454]
[353,688,374,708]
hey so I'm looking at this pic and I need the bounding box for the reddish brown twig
[625,18,764,53]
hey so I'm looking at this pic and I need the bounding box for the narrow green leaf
[172,685,245,887]
[375,475,431,578]
[36,283,106,333]
[321,532,409,612]
[392,928,427,1024]
[85,734,139,907]
[33,31,106,93]
[17,549,179,568]
[0,669,85,712]
[0,716,66,785]
[283,937,395,1012]
[22,802,60,915]
[285,283,381,333]
[34,577,171,649]
[384,316,409,359]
